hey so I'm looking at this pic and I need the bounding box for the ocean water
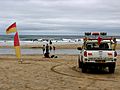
[0,35,83,41]
[0,35,120,46]
[0,35,83,46]
[0,35,120,41]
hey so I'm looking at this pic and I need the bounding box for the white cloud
[0,0,120,35]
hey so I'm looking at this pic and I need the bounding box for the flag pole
[15,22,23,63]
[14,31,23,64]
[17,31,23,64]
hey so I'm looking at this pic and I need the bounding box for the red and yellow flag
[6,22,17,34]
[14,32,21,59]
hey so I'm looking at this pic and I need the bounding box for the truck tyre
[82,64,87,73]
[78,59,80,68]
[78,59,82,68]
[109,67,115,73]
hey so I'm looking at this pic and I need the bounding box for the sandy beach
[0,44,120,90]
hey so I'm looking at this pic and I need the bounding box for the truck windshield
[86,43,112,50]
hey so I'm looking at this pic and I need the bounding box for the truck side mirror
[77,47,82,50]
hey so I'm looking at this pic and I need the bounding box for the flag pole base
[18,59,23,64]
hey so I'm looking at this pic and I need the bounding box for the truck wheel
[78,59,82,68]
[109,67,115,73]
[82,64,87,73]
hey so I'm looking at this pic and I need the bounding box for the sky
[0,0,120,35]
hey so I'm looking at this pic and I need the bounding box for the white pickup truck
[78,32,117,73]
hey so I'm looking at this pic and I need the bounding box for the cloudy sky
[0,0,120,35]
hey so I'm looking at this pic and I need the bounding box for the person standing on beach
[42,45,45,54]
[45,44,50,58]
[113,37,117,50]
[49,40,52,45]
[53,46,56,54]
[50,46,52,52]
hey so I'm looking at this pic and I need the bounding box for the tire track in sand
[51,63,118,82]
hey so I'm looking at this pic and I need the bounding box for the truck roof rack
[85,32,107,36]
[84,32,113,41]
